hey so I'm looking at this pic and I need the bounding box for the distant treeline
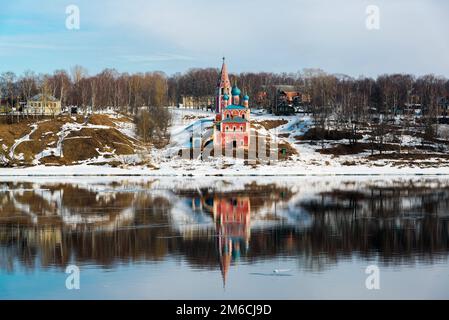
[2,66,449,143]
[2,66,448,112]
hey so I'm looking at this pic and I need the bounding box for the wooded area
[1,66,449,145]
[2,66,448,112]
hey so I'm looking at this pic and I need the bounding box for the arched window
[226,126,229,131]
[242,113,245,119]
[233,126,236,131]
[240,126,244,131]
[226,113,230,119]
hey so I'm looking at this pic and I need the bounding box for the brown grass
[0,120,37,164]
[1,114,141,166]
[278,141,298,159]
[183,115,207,121]
[87,114,117,127]
[114,116,133,123]
[60,127,136,163]
[320,143,368,156]
[319,142,400,156]
[0,120,35,148]
[253,120,288,130]
[63,136,102,162]
[278,133,290,138]
[15,118,72,161]
[39,155,67,166]
[299,128,363,141]
[368,153,449,161]
[14,141,43,162]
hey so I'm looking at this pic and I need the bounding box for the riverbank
[1,161,449,176]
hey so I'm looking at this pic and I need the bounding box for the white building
[26,94,62,116]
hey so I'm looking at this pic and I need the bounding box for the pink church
[213,58,251,149]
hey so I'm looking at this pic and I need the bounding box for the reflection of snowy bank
[0,181,137,231]
[169,199,215,235]
[251,204,312,230]
[3,175,449,235]
[59,207,135,231]
[167,191,313,236]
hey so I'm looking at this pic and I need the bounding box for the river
[0,176,448,299]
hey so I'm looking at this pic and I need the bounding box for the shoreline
[2,163,449,176]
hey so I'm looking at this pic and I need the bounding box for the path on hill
[9,124,38,160]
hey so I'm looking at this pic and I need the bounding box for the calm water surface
[0,176,448,299]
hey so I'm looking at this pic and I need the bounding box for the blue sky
[1,0,449,77]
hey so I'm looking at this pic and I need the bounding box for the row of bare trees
[168,68,449,112]
[1,67,171,143]
[2,66,449,146]
[1,66,168,115]
[4,66,447,114]
[168,68,449,150]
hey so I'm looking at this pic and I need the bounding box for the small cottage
[26,94,62,116]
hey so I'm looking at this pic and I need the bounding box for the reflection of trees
[175,182,295,215]
[0,180,448,274]
[297,184,449,270]
[0,183,175,271]
[66,193,173,265]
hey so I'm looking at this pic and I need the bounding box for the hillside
[2,108,449,175]
[0,113,150,167]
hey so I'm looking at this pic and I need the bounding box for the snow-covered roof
[29,94,59,102]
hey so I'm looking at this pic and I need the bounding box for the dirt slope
[0,114,146,167]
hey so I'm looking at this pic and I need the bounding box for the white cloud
[2,0,449,76]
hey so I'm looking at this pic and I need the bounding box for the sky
[1,0,449,78]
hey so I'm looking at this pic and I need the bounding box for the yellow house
[180,95,214,110]
[26,94,62,116]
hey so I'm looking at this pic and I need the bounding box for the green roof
[231,85,241,96]
[225,104,245,110]
[221,116,248,123]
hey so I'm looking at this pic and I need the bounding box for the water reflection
[1,177,449,286]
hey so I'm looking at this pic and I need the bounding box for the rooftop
[231,85,241,96]
[29,94,59,102]
[221,116,248,123]
[225,104,246,110]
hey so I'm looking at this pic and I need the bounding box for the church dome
[231,85,241,96]
[223,94,229,100]
[243,95,249,101]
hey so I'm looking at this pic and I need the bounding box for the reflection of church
[189,194,251,287]
[214,196,251,287]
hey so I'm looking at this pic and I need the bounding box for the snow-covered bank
[1,162,449,176]
[2,108,449,176]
